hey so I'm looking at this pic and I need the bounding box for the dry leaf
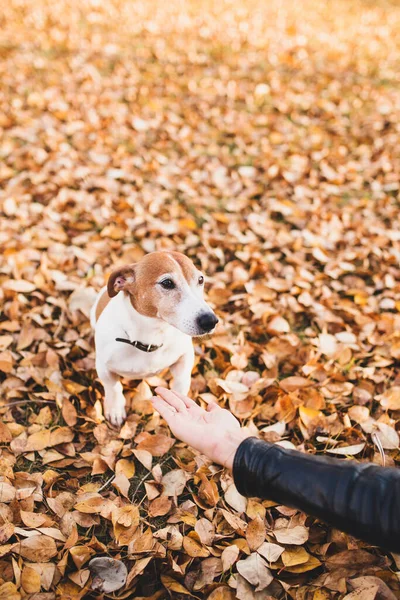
[89,557,127,593]
[237,553,273,592]
[374,423,399,450]
[14,535,58,562]
[183,535,210,558]
[221,544,240,572]
[326,443,366,456]
[149,496,172,517]
[246,516,266,551]
[224,483,247,514]
[273,525,309,545]
[195,518,215,546]
[21,565,41,593]
[257,542,284,563]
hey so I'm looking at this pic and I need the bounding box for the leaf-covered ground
[1,0,400,598]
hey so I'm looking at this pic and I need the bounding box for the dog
[90,251,218,426]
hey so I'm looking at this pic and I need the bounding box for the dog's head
[107,251,218,336]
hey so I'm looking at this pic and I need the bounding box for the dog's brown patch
[95,290,111,322]
[166,251,197,283]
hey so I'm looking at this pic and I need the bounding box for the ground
[0,0,400,598]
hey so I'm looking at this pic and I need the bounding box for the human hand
[151,387,251,469]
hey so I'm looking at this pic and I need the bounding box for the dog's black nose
[197,312,219,333]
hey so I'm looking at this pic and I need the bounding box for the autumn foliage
[0,0,400,598]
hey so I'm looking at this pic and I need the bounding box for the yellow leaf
[21,566,41,593]
[75,495,110,514]
[183,535,210,558]
[285,555,321,573]
[299,405,322,428]
[115,459,135,479]
[161,575,191,595]
[282,546,310,567]
[0,351,13,373]
[69,546,95,569]
[0,582,21,600]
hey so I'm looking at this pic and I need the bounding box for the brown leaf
[246,516,266,551]
[162,469,188,498]
[148,496,172,517]
[112,473,130,498]
[74,494,111,514]
[280,376,312,392]
[0,522,14,544]
[0,582,21,600]
[62,398,78,427]
[221,544,240,572]
[3,280,36,293]
[273,525,309,545]
[326,550,380,570]
[161,575,191,595]
[14,535,58,562]
[237,553,273,592]
[21,565,41,593]
[136,433,175,456]
[379,387,400,411]
[0,422,12,443]
[183,535,210,558]
[207,587,235,600]
[20,510,48,528]
[0,351,13,373]
[195,518,215,546]
[0,482,16,503]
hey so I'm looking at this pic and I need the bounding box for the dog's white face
[107,251,218,336]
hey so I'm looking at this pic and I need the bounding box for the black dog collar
[115,337,163,353]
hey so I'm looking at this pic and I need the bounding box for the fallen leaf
[326,443,366,456]
[374,423,399,450]
[195,518,215,546]
[21,565,41,593]
[149,496,172,517]
[257,542,284,563]
[221,544,240,572]
[14,535,58,562]
[273,525,309,545]
[89,557,127,593]
[3,280,36,293]
[183,535,210,558]
[224,483,247,514]
[237,553,273,592]
[246,516,266,551]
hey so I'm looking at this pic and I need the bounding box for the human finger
[151,397,177,422]
[206,402,221,412]
[172,390,204,412]
[155,387,187,412]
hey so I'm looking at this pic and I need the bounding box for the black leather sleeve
[233,437,400,552]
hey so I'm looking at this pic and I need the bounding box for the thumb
[206,402,220,412]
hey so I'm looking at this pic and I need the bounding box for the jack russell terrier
[90,251,218,426]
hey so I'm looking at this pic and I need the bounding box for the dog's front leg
[170,347,195,396]
[97,366,126,427]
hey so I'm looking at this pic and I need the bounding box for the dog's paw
[105,403,126,428]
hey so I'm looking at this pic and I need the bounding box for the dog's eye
[198,275,204,285]
[160,278,176,290]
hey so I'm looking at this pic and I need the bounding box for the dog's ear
[107,265,136,298]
